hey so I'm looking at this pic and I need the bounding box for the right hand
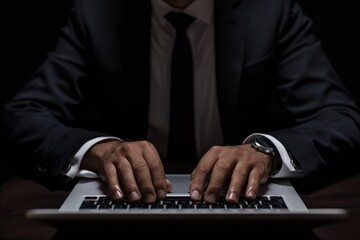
[81,139,172,203]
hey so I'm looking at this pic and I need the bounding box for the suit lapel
[214,0,249,144]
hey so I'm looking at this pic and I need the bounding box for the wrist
[250,135,281,175]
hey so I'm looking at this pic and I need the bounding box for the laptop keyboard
[79,195,288,210]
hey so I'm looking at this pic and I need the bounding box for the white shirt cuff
[64,136,122,179]
[243,133,304,178]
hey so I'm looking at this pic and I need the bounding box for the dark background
[1,0,359,183]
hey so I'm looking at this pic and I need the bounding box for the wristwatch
[250,135,281,175]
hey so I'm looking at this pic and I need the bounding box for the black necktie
[165,11,197,162]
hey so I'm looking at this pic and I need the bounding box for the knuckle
[120,141,136,153]
[147,158,162,169]
[139,182,155,194]
[116,158,132,170]
[214,158,231,171]
[208,145,222,154]
[195,165,210,175]
[207,182,223,193]
[131,161,148,171]
[139,140,154,149]
[233,168,249,178]
[153,178,167,188]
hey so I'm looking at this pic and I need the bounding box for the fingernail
[247,190,255,199]
[157,189,166,199]
[143,194,156,203]
[190,189,201,200]
[166,179,173,192]
[112,190,123,200]
[129,191,141,202]
[228,191,238,202]
[205,193,217,203]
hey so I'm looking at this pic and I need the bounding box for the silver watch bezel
[250,138,276,156]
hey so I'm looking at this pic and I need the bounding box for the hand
[81,140,172,203]
[189,144,273,204]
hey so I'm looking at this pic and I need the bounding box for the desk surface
[1,173,360,239]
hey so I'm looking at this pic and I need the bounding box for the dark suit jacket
[3,0,360,187]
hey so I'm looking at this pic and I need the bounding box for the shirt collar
[151,0,214,27]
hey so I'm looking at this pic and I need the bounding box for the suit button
[37,166,47,176]
[62,162,71,172]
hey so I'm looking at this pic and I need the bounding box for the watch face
[250,136,281,175]
[255,136,274,148]
[251,136,276,155]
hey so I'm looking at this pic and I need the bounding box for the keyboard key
[78,195,288,210]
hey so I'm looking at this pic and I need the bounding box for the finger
[244,167,264,200]
[225,162,249,204]
[127,155,157,203]
[204,157,235,203]
[115,156,142,202]
[166,179,173,192]
[142,143,168,200]
[189,147,218,201]
[103,162,124,201]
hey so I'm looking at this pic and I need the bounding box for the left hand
[189,143,273,204]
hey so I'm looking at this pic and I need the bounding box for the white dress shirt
[65,0,303,179]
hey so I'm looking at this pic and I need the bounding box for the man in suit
[3,0,360,204]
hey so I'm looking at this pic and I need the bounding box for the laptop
[25,174,348,232]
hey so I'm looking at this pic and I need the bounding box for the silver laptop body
[26,174,348,227]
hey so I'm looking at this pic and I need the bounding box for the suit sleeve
[2,0,108,179]
[269,0,360,187]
